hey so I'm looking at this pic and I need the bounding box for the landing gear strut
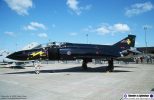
[107,58,114,72]
[82,59,92,70]
[82,60,88,70]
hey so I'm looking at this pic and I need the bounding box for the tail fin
[113,35,136,50]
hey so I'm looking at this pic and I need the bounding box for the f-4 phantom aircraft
[7,35,136,72]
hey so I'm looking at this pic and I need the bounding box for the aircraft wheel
[82,61,88,70]
[107,59,114,72]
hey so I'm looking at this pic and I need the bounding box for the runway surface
[0,63,154,100]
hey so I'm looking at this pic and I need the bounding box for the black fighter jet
[7,35,136,72]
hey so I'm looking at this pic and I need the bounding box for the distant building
[137,47,154,54]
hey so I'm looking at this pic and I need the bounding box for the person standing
[35,61,41,74]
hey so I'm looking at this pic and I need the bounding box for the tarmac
[0,63,154,100]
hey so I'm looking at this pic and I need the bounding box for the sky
[0,0,154,52]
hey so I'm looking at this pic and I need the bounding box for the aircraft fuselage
[7,43,121,61]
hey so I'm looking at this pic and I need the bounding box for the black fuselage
[7,43,122,61]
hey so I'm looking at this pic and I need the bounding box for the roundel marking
[67,51,71,55]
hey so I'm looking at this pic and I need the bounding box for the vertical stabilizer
[113,35,136,50]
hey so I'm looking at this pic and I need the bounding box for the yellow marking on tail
[127,39,131,45]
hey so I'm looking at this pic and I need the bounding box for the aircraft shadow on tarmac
[0,66,25,69]
[114,66,137,68]
[5,66,133,74]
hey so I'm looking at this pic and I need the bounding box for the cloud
[66,0,79,13]
[125,2,154,17]
[85,23,130,35]
[38,33,48,38]
[4,0,33,16]
[69,32,78,36]
[95,25,110,35]
[24,22,47,31]
[66,0,91,15]
[113,23,130,32]
[4,31,15,37]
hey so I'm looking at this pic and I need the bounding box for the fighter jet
[7,35,136,72]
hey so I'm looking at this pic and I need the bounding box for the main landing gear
[82,58,114,72]
[106,58,114,72]
[82,59,92,70]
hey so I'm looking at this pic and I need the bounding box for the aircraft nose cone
[6,51,26,60]
[6,52,17,60]
[6,54,11,59]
